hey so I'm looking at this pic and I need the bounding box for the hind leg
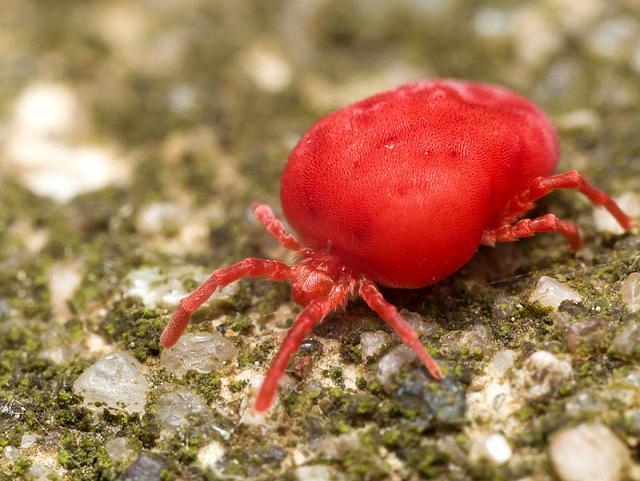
[500,170,634,230]
[482,213,583,251]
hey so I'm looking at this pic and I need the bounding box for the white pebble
[135,202,187,235]
[621,273,640,313]
[197,441,225,471]
[610,323,640,358]
[105,437,136,465]
[557,109,601,132]
[48,261,84,324]
[360,331,387,360]
[512,8,561,68]
[157,389,209,432]
[242,44,292,93]
[377,345,416,387]
[524,351,573,398]
[469,433,512,466]
[4,82,130,202]
[20,433,38,449]
[11,82,79,138]
[530,276,582,309]
[73,351,148,414]
[593,193,640,235]
[587,17,639,61]
[125,266,237,308]
[549,423,629,481]
[474,7,513,39]
[399,309,438,337]
[488,349,517,377]
[3,446,20,462]
[160,332,236,379]
[295,465,333,481]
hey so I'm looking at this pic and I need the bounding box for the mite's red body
[281,80,559,288]
[160,79,633,412]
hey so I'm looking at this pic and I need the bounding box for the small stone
[241,43,292,93]
[469,433,512,466]
[118,452,166,481]
[360,330,387,360]
[512,7,561,68]
[4,83,130,202]
[125,266,237,308]
[594,193,640,235]
[441,324,493,357]
[530,276,582,310]
[565,390,607,417]
[473,7,513,40]
[399,309,438,337]
[393,371,466,427]
[524,350,573,398]
[11,82,80,137]
[621,273,640,313]
[105,437,136,465]
[557,109,601,133]
[587,17,639,61]
[487,350,517,377]
[20,433,37,449]
[38,346,73,365]
[564,317,611,353]
[197,441,225,471]
[3,446,20,462]
[126,266,198,308]
[610,323,640,359]
[48,261,84,323]
[73,351,148,414]
[549,423,629,481]
[26,463,56,481]
[135,202,186,235]
[160,332,236,379]
[295,465,333,481]
[157,389,210,432]
[299,339,324,355]
[315,432,360,459]
[377,345,416,387]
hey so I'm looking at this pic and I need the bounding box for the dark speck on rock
[118,453,166,481]
[299,338,323,355]
[392,369,466,428]
[250,445,287,465]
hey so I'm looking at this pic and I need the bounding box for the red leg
[482,213,583,251]
[160,259,291,348]
[503,170,634,230]
[253,203,303,251]
[255,281,352,412]
[359,278,443,381]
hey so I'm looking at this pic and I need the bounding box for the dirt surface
[1,1,640,480]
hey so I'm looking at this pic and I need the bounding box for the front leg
[161,258,291,348]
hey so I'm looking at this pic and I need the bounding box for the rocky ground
[1,1,640,480]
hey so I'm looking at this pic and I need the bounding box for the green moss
[57,432,115,480]
[229,379,248,393]
[101,300,166,361]
[184,371,222,403]
[10,457,32,476]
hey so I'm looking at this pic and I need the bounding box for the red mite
[160,79,634,412]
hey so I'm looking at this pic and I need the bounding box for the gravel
[549,423,629,481]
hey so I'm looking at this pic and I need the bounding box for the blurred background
[1,1,640,480]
